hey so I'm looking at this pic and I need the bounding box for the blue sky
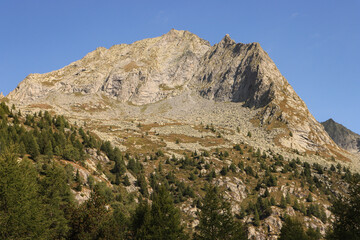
[1,0,359,133]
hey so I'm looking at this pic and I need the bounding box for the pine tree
[286,192,291,204]
[326,179,360,240]
[123,175,131,186]
[23,132,40,159]
[264,188,270,198]
[279,217,307,240]
[293,199,300,211]
[0,149,50,239]
[280,195,287,208]
[307,193,313,202]
[69,189,113,240]
[44,140,53,159]
[253,208,260,227]
[131,199,152,239]
[75,169,83,191]
[149,185,187,239]
[195,185,247,240]
[39,163,74,239]
[270,196,276,206]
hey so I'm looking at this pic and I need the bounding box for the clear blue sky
[1,0,359,133]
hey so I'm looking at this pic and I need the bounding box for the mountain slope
[7,29,349,162]
[9,29,210,105]
[322,118,360,154]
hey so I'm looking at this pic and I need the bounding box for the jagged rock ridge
[321,119,360,154]
[7,29,342,156]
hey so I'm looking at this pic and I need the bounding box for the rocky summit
[322,118,360,154]
[7,29,358,170]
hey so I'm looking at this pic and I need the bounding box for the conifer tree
[23,132,40,159]
[0,149,50,239]
[131,185,187,240]
[253,208,260,227]
[286,192,291,204]
[149,185,187,239]
[195,185,247,240]
[131,199,152,239]
[326,179,360,240]
[44,140,53,159]
[280,195,287,208]
[39,163,74,239]
[69,189,112,240]
[279,217,307,240]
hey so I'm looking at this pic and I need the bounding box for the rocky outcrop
[322,119,360,154]
[9,29,210,105]
[192,34,279,108]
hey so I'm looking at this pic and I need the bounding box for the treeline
[0,102,98,162]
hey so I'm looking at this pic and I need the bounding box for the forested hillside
[0,102,359,239]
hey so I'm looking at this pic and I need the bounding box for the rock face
[322,119,360,154]
[192,34,278,108]
[9,29,210,105]
[7,29,341,155]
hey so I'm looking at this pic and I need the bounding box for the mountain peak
[218,33,236,46]
[163,28,185,37]
[324,118,335,123]
[322,119,360,153]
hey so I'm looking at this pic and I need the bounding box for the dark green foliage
[206,169,216,182]
[87,175,95,189]
[123,175,131,186]
[229,163,237,173]
[279,217,321,240]
[286,192,291,204]
[75,169,83,192]
[189,172,197,181]
[156,149,165,157]
[0,149,51,239]
[306,227,322,240]
[39,163,74,239]
[220,166,228,176]
[132,185,188,240]
[280,195,287,209]
[131,199,152,239]
[244,166,254,176]
[23,132,40,159]
[306,204,327,222]
[293,199,300,211]
[195,185,247,240]
[233,144,241,151]
[111,148,126,176]
[264,174,277,187]
[307,193,313,202]
[253,208,260,226]
[270,197,276,206]
[69,189,123,240]
[63,143,81,162]
[256,197,272,220]
[238,161,244,171]
[279,217,308,240]
[263,188,270,198]
[137,173,149,197]
[326,179,360,239]
[128,158,142,174]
